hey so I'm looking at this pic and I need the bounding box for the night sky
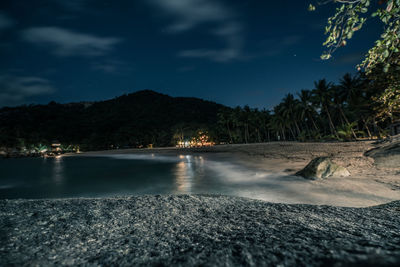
[0,0,382,108]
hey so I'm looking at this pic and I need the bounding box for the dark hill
[0,90,227,150]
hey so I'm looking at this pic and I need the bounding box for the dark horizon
[0,89,229,109]
[0,0,382,109]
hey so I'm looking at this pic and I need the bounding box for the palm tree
[332,85,358,139]
[241,106,252,143]
[338,73,362,108]
[217,109,233,143]
[337,122,358,141]
[269,105,287,141]
[260,109,271,142]
[339,73,376,138]
[297,89,319,133]
[312,79,338,138]
[249,108,262,143]
[34,144,49,154]
[60,144,73,152]
[281,93,301,138]
[232,107,244,143]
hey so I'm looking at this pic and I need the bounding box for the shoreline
[1,195,400,266]
[73,141,378,175]
[75,140,376,155]
[74,141,400,207]
[2,142,400,265]
[4,141,399,207]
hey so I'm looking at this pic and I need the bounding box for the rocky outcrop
[1,195,400,266]
[366,136,400,169]
[296,157,350,180]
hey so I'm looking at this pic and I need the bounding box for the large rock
[366,136,400,169]
[296,157,350,180]
[1,196,400,266]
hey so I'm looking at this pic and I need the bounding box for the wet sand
[76,142,400,207]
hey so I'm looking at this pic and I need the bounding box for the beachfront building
[51,140,62,153]
[176,131,215,148]
[176,140,190,148]
[190,131,215,147]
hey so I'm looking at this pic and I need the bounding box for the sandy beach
[2,142,400,266]
[77,141,400,207]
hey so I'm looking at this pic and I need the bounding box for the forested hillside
[0,90,226,150]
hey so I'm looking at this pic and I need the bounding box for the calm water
[0,153,290,200]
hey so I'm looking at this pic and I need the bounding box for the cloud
[92,63,119,73]
[0,75,55,106]
[21,27,122,57]
[178,22,243,62]
[149,0,232,33]
[91,60,133,74]
[0,12,15,31]
[148,0,244,62]
[179,46,240,62]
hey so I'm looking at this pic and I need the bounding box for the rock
[366,137,400,169]
[296,157,350,180]
[1,195,400,266]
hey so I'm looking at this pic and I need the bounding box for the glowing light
[52,155,64,185]
[174,160,194,193]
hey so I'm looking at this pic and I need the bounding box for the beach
[2,141,400,266]
[77,141,400,207]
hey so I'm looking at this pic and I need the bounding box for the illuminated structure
[176,131,215,148]
[51,140,62,153]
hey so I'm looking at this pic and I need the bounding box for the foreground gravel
[1,195,400,266]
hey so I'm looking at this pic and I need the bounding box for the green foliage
[217,106,271,143]
[309,130,322,141]
[34,144,49,153]
[375,83,400,120]
[367,56,400,121]
[312,0,400,73]
[218,72,396,143]
[60,144,73,152]
[322,134,338,141]
[298,130,309,142]
[337,122,358,141]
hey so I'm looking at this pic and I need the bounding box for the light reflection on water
[0,153,291,200]
[52,156,64,185]
[173,155,207,193]
[174,161,192,193]
[1,153,395,206]
[102,153,208,194]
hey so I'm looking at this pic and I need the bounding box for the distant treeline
[0,90,224,151]
[0,70,398,151]
[216,72,398,143]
